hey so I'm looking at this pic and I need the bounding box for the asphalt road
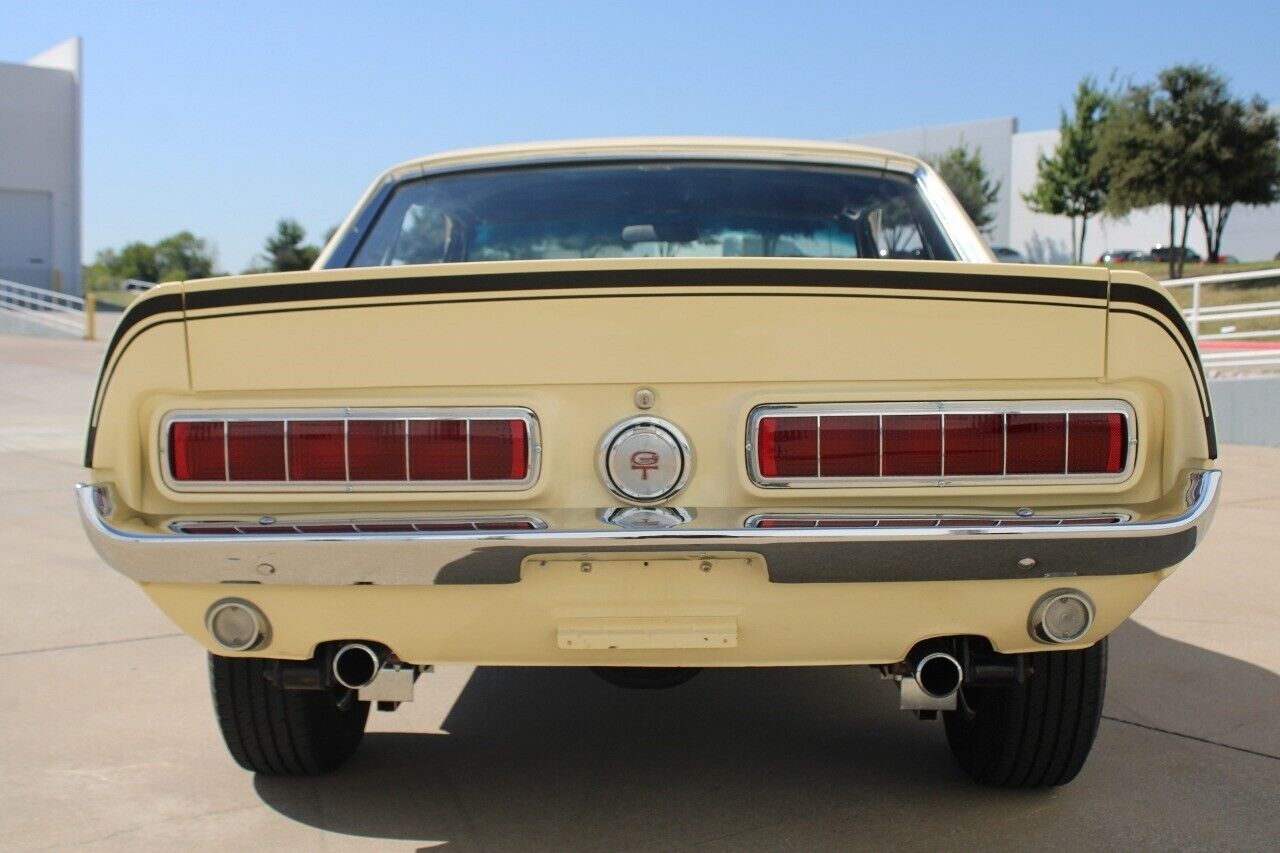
[1,330,1277,851]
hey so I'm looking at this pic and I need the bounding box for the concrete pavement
[1,331,1277,851]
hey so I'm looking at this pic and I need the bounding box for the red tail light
[1067,413,1127,474]
[168,421,225,481]
[348,420,406,481]
[409,419,467,481]
[227,421,285,481]
[470,418,529,480]
[287,421,346,480]
[943,414,1003,475]
[1005,414,1067,474]
[882,414,942,477]
[164,409,537,489]
[820,415,878,477]
[751,403,1131,485]
[757,416,817,478]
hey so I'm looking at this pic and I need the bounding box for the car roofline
[376,136,925,184]
[312,137,988,269]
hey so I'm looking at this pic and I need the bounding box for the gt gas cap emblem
[598,417,693,503]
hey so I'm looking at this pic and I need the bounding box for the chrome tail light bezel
[159,407,541,493]
[746,399,1137,488]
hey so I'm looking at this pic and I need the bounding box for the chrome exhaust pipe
[914,652,963,699]
[332,642,384,689]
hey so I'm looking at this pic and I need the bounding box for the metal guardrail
[0,278,95,339]
[1164,268,1280,370]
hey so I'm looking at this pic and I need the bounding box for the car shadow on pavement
[253,619,1280,850]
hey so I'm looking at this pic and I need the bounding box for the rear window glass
[349,161,957,267]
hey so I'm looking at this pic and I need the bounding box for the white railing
[1163,268,1280,370]
[0,278,95,339]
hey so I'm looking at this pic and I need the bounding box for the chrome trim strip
[914,165,993,262]
[320,173,399,269]
[171,513,548,534]
[743,512,1130,528]
[746,400,1137,488]
[76,468,1218,586]
[282,418,291,482]
[1001,412,1008,475]
[158,407,541,493]
[939,411,947,478]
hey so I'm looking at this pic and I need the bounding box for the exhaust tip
[205,598,270,652]
[333,643,382,689]
[1030,589,1095,644]
[915,652,963,698]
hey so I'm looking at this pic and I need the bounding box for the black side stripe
[189,288,1105,325]
[87,315,185,425]
[184,266,1108,313]
[83,293,183,467]
[87,293,183,421]
[1110,280,1218,459]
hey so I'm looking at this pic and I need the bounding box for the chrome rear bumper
[76,469,1219,586]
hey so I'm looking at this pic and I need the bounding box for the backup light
[205,598,270,652]
[1030,589,1094,644]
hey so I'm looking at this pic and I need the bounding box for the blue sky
[2,1,1277,273]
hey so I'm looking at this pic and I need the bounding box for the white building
[852,113,1280,264]
[0,38,82,295]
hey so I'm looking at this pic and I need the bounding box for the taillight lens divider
[160,407,540,492]
[222,419,231,481]
[747,400,1135,488]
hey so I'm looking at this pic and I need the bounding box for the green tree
[154,231,215,281]
[1195,94,1280,262]
[257,218,320,272]
[1098,65,1233,278]
[1024,78,1112,264]
[930,144,1001,234]
[83,232,217,290]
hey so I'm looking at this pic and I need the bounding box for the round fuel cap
[598,417,692,503]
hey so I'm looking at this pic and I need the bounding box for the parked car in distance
[1097,250,1147,264]
[77,137,1220,789]
[989,245,1026,263]
[1149,245,1201,263]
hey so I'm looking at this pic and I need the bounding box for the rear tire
[943,640,1107,788]
[209,653,369,775]
[592,666,701,689]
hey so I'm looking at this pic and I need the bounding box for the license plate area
[520,552,763,650]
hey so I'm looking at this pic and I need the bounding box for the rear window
[349,161,958,267]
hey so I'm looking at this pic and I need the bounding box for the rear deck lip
[75,469,1218,586]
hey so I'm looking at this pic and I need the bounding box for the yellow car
[77,138,1219,787]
